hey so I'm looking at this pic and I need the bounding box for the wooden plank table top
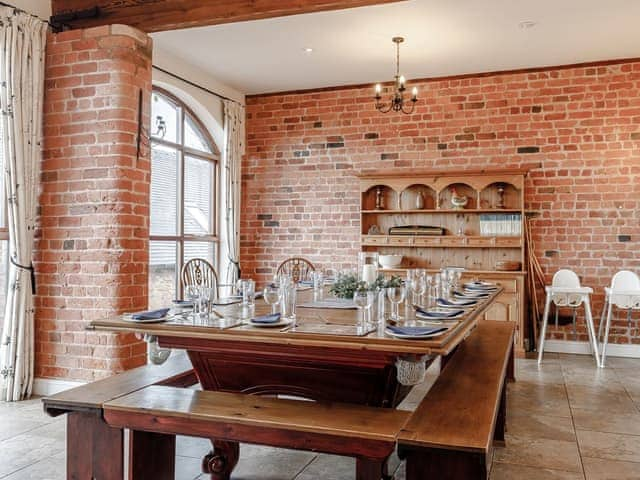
[90,288,502,357]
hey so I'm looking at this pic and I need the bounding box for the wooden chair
[276,257,315,283]
[181,258,219,297]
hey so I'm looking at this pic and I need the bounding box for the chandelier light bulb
[412,87,418,100]
[375,83,382,95]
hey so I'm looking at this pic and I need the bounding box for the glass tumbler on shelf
[358,252,379,286]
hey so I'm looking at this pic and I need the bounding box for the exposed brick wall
[243,61,640,346]
[35,25,152,381]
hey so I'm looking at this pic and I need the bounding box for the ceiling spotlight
[518,21,537,29]
[303,47,314,53]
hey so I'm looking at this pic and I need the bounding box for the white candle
[362,264,377,284]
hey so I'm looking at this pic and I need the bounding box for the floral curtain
[0,7,47,401]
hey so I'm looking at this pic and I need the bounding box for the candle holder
[358,252,379,286]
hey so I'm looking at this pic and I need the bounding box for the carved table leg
[202,440,240,480]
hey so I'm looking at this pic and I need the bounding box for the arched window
[149,88,220,307]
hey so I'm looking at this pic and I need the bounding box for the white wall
[10,0,51,20]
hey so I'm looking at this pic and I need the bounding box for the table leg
[202,440,240,480]
[67,411,123,480]
[356,458,385,480]
[129,430,175,480]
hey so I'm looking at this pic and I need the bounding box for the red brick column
[35,25,152,381]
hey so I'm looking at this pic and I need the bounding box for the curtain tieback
[10,257,36,295]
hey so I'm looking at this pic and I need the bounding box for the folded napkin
[250,313,281,324]
[437,297,477,307]
[455,290,489,298]
[387,325,448,336]
[415,306,464,318]
[464,282,497,290]
[172,300,193,306]
[131,308,170,321]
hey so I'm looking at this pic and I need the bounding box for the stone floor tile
[0,455,65,480]
[605,357,640,369]
[0,434,65,477]
[0,414,48,441]
[577,430,640,464]
[566,384,638,414]
[294,454,355,480]
[516,361,566,385]
[506,412,576,442]
[507,382,571,418]
[490,462,585,480]
[572,408,640,436]
[232,445,316,480]
[175,455,203,480]
[493,436,582,472]
[582,457,640,480]
[176,435,212,459]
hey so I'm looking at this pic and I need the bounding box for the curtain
[221,100,245,289]
[0,7,47,401]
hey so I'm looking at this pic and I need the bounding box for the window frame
[149,87,221,298]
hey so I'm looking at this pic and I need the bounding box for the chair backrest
[181,258,219,296]
[550,269,583,307]
[552,269,581,289]
[276,257,315,284]
[609,270,640,308]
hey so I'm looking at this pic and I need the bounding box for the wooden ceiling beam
[51,0,406,33]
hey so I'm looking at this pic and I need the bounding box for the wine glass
[411,275,426,307]
[425,275,435,306]
[386,285,406,322]
[263,284,282,314]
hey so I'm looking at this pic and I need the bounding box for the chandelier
[374,37,418,114]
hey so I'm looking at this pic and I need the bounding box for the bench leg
[403,448,488,480]
[356,458,385,480]
[507,344,515,382]
[67,411,124,480]
[129,430,175,480]
[494,383,507,446]
[203,440,240,480]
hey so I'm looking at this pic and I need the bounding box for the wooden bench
[42,353,197,480]
[397,321,515,480]
[103,386,410,480]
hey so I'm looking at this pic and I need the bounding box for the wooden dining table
[90,286,502,479]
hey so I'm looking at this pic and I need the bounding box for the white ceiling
[152,0,640,95]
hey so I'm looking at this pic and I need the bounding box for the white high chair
[598,270,640,367]
[537,269,600,367]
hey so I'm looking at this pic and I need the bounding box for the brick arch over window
[148,87,221,308]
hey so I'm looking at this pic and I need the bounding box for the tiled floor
[1,353,639,479]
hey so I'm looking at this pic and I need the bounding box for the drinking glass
[186,285,201,318]
[386,285,406,322]
[354,289,371,331]
[411,275,426,306]
[312,270,324,301]
[281,282,297,320]
[425,275,435,307]
[263,284,282,314]
[237,279,256,307]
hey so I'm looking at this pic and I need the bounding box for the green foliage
[329,272,403,299]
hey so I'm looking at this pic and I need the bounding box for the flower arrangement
[329,272,403,299]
